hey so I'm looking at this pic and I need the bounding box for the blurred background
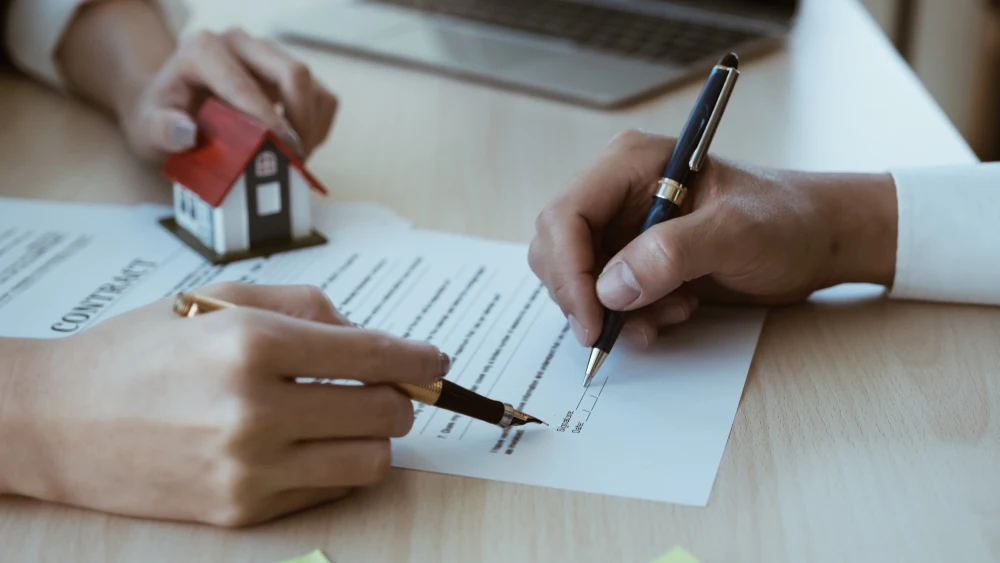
[162,0,999,160]
[859,0,1000,159]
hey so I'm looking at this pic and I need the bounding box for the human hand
[117,28,337,162]
[529,130,897,348]
[0,283,446,527]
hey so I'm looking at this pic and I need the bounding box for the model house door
[246,140,292,248]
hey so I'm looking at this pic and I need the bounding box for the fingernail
[596,262,641,310]
[659,304,690,325]
[568,315,589,346]
[439,352,452,376]
[169,117,197,151]
[280,127,305,159]
[622,325,651,348]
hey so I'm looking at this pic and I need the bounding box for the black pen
[584,52,741,386]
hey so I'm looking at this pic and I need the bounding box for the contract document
[0,198,765,506]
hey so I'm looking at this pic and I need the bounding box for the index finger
[222,29,332,153]
[530,130,675,344]
[178,32,288,135]
[557,130,676,228]
[196,282,352,326]
[238,311,447,384]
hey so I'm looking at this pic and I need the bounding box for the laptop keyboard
[367,0,760,65]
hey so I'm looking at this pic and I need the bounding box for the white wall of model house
[172,161,313,255]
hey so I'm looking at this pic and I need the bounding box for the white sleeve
[4,0,93,89]
[890,162,1000,305]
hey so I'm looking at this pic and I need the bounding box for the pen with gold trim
[584,52,741,386]
[172,292,546,428]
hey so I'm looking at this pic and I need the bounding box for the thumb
[596,210,720,311]
[142,107,198,154]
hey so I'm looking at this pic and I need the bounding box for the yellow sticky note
[275,549,331,563]
[650,546,702,563]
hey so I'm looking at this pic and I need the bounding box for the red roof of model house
[162,98,328,207]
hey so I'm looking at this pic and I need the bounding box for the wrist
[55,0,173,122]
[0,339,55,497]
[812,172,898,289]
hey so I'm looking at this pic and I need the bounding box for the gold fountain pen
[173,292,546,429]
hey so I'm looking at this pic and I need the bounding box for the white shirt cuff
[5,0,93,89]
[890,162,1000,305]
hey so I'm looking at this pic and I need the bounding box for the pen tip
[719,52,739,69]
[584,349,608,386]
[510,410,547,427]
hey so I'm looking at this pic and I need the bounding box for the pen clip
[688,67,740,172]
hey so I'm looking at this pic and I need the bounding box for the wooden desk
[2,0,998,561]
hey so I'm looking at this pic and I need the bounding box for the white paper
[0,198,412,338]
[0,198,765,506]
[293,230,766,506]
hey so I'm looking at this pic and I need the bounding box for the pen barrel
[594,309,627,354]
[640,197,680,233]
[398,381,443,405]
[433,379,507,425]
[594,197,679,354]
[661,66,732,185]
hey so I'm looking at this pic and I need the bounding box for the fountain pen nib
[510,409,547,427]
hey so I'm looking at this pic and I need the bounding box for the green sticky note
[650,546,702,563]
[275,549,331,563]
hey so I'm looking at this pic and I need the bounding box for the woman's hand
[119,28,337,161]
[0,283,447,527]
[529,130,898,348]
[57,0,336,162]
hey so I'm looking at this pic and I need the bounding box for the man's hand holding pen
[529,130,898,353]
[529,52,896,375]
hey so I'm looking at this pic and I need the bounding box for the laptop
[273,0,799,108]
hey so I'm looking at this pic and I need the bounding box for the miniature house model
[160,98,328,264]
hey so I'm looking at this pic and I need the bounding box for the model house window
[256,181,282,216]
[183,192,197,220]
[255,150,277,177]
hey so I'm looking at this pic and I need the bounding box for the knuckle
[217,314,270,376]
[222,27,249,41]
[609,128,649,152]
[526,238,545,276]
[533,205,560,234]
[551,279,575,309]
[285,62,312,91]
[286,284,337,322]
[185,30,220,52]
[302,285,334,312]
[645,234,686,279]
